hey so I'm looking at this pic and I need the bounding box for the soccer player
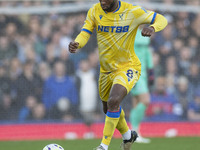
[130,28,154,143]
[68,0,167,150]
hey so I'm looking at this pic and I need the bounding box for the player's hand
[69,41,79,53]
[141,26,155,37]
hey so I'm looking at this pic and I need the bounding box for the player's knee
[107,96,121,111]
[140,93,150,106]
[142,98,150,106]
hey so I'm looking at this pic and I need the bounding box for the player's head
[99,0,118,12]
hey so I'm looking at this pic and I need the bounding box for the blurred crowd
[0,0,200,123]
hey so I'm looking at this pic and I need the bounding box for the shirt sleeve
[150,13,168,32]
[132,6,156,25]
[74,7,95,49]
[132,6,168,32]
[81,7,95,35]
[75,31,91,49]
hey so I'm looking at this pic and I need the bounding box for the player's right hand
[68,41,79,53]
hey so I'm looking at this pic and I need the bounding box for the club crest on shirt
[99,15,103,20]
[119,14,124,20]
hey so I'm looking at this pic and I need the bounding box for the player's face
[99,0,116,12]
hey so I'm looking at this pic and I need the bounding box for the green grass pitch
[0,137,200,150]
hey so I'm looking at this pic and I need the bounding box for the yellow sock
[116,108,129,135]
[101,107,121,145]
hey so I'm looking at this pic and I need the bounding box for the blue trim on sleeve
[150,12,157,24]
[141,7,147,13]
[106,107,122,118]
[113,1,121,13]
[81,28,92,35]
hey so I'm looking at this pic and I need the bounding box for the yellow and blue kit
[75,1,167,73]
[74,1,168,146]
[75,0,167,101]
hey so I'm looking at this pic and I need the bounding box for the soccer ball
[43,144,64,150]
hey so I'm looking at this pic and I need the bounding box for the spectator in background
[146,76,181,121]
[18,95,38,121]
[188,62,200,92]
[0,93,17,120]
[165,56,178,78]
[152,52,163,76]
[9,58,22,81]
[59,23,72,51]
[0,64,11,96]
[166,75,176,95]
[88,48,100,76]
[42,61,78,119]
[175,76,192,119]
[45,43,56,67]
[28,16,40,36]
[175,12,190,40]
[76,59,98,124]
[36,25,52,57]
[29,103,46,121]
[38,62,51,82]
[59,49,75,76]
[8,58,22,102]
[24,43,41,63]
[172,38,184,57]
[0,35,18,64]
[15,60,42,111]
[188,36,199,58]
[191,14,200,38]
[16,34,30,63]
[165,56,178,95]
[50,97,74,122]
[6,22,18,40]
[187,92,200,121]
[178,46,192,76]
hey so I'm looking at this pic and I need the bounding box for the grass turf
[0,137,199,150]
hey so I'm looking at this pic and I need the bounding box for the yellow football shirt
[81,1,157,73]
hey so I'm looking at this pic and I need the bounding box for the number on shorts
[126,69,133,79]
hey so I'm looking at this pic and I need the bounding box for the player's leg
[95,84,128,150]
[130,93,151,143]
[113,68,140,150]
[95,68,140,150]
[130,77,151,143]
[130,93,150,131]
[100,84,127,149]
[98,85,136,150]
[95,73,113,150]
[102,101,132,143]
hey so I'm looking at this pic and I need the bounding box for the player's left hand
[141,26,155,37]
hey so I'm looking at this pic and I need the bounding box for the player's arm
[142,13,168,37]
[69,32,91,53]
[150,13,168,32]
[141,13,168,37]
[133,6,168,37]
[69,7,95,53]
